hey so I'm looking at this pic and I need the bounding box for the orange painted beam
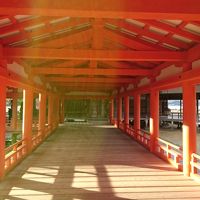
[47,77,136,84]
[4,48,186,61]
[34,29,92,48]
[104,30,161,51]
[107,19,189,50]
[31,67,151,76]
[0,0,200,20]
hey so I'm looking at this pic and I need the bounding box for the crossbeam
[0,0,200,20]
[31,67,151,76]
[47,77,136,83]
[4,48,186,61]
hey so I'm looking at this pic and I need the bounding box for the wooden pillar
[0,83,6,179]
[150,90,159,152]
[60,98,65,123]
[48,95,53,131]
[117,97,122,128]
[22,89,33,153]
[124,95,129,130]
[101,99,105,118]
[39,92,46,138]
[110,98,114,124]
[182,83,196,176]
[11,94,18,130]
[134,93,140,134]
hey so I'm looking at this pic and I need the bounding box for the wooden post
[22,89,33,153]
[11,93,18,130]
[60,98,65,123]
[39,92,46,139]
[124,95,129,131]
[134,93,140,135]
[48,95,53,131]
[150,90,159,152]
[182,82,196,176]
[0,83,6,180]
[110,98,114,124]
[117,97,122,128]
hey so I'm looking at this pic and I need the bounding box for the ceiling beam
[0,0,200,20]
[31,67,151,76]
[4,48,186,61]
[47,77,136,83]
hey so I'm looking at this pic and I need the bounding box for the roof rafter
[0,0,200,20]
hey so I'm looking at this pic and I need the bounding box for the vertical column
[117,97,122,128]
[150,90,159,152]
[0,83,6,179]
[48,95,53,131]
[134,93,140,135]
[124,95,129,131]
[11,94,18,130]
[182,83,196,176]
[22,89,33,153]
[110,98,114,124]
[60,98,65,123]
[101,99,105,118]
[39,92,46,138]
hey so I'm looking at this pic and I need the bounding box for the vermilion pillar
[60,98,65,123]
[182,82,196,176]
[11,94,18,130]
[22,89,33,153]
[117,97,122,128]
[48,95,53,131]
[110,98,114,124]
[0,83,6,179]
[124,95,129,131]
[134,93,140,134]
[150,90,159,152]
[39,92,46,138]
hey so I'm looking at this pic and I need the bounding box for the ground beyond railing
[118,121,183,170]
[115,120,200,182]
[4,123,56,175]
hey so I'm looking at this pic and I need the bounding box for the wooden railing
[156,138,182,170]
[190,153,200,180]
[5,139,26,173]
[136,129,150,149]
[126,126,135,138]
[119,121,125,131]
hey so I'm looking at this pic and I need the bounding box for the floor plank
[1,122,200,200]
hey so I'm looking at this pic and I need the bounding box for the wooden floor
[1,122,200,200]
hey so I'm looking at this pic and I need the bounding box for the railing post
[0,83,6,180]
[134,93,140,138]
[182,82,196,176]
[124,95,129,132]
[22,88,33,154]
[150,89,159,153]
[39,92,46,139]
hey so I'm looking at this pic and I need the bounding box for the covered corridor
[1,1,200,199]
[1,122,200,200]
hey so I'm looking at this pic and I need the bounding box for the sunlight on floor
[72,165,100,192]
[9,187,53,200]
[22,166,60,184]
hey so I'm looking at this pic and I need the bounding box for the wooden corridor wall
[0,0,200,184]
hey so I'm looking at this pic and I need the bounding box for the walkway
[1,122,200,200]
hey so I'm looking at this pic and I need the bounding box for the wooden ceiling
[0,0,200,94]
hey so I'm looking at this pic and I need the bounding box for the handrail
[156,137,182,170]
[5,139,26,172]
[191,153,200,175]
